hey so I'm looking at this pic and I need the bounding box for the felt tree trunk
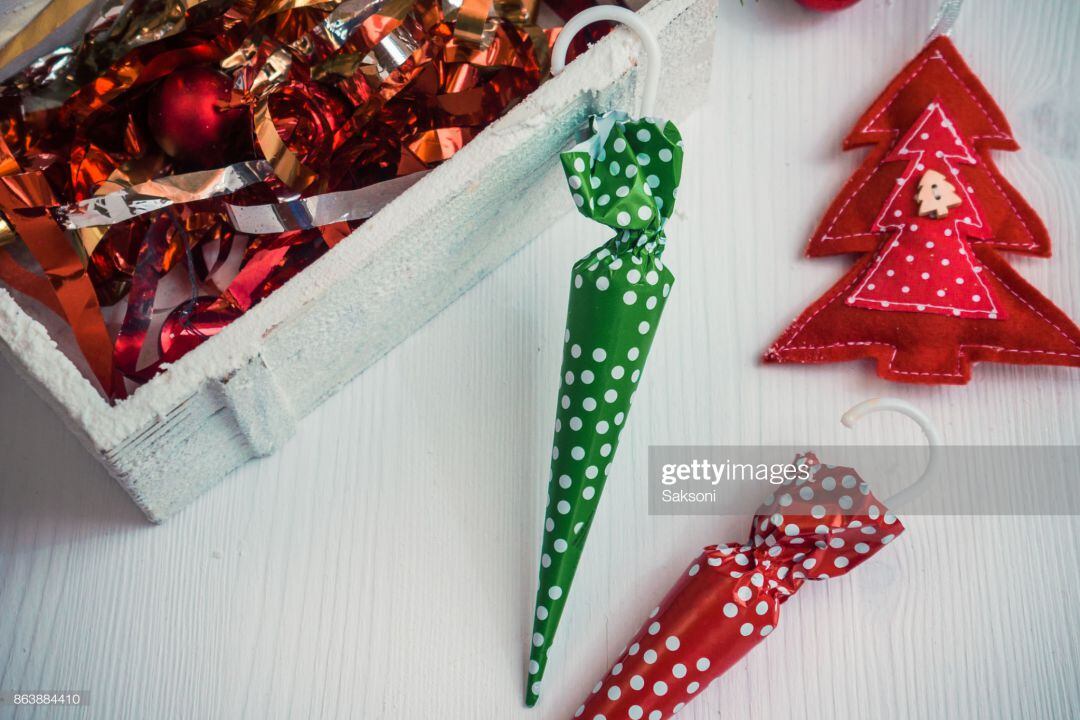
[766,36,1080,384]
[526,112,684,707]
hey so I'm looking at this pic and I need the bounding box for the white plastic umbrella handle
[550,6,660,117]
[841,398,941,508]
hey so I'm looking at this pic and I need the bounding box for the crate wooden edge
[0,0,719,520]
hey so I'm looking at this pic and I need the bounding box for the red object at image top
[765,36,1080,384]
[795,0,862,11]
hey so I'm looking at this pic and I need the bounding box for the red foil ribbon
[0,164,125,398]
[0,0,591,400]
[570,454,904,720]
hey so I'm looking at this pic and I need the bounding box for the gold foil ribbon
[254,98,318,191]
[454,0,537,46]
[0,138,16,249]
[245,0,415,189]
[0,170,121,397]
[494,0,536,25]
[3,0,212,111]
[453,0,494,45]
[0,217,15,248]
[250,0,339,23]
[0,0,98,71]
[118,0,208,48]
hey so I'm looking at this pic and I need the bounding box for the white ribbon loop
[928,0,965,40]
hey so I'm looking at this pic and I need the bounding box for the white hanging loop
[928,0,965,40]
[550,6,660,117]
[841,398,941,508]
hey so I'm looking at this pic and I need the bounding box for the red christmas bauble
[795,0,861,10]
[159,296,238,363]
[147,66,248,168]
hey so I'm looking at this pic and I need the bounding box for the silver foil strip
[225,171,427,234]
[370,27,418,78]
[57,160,274,229]
[314,0,389,52]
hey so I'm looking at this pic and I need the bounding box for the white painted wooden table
[2,1,1079,718]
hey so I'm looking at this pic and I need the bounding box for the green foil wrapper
[526,111,684,706]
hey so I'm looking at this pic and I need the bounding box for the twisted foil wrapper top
[0,0,602,400]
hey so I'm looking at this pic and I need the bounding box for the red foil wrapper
[569,454,904,720]
[0,0,609,400]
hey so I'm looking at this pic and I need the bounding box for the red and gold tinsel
[0,0,610,400]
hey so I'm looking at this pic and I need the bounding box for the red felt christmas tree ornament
[766,9,1080,384]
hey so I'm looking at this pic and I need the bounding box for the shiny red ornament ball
[147,66,248,168]
[159,296,238,363]
[795,0,861,10]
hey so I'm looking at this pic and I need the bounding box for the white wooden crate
[0,0,718,521]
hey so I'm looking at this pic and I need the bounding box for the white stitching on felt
[773,341,966,378]
[773,253,1080,380]
[815,51,938,248]
[980,260,1080,354]
[846,102,1000,318]
[935,53,1010,141]
[818,232,878,241]
[815,160,879,246]
[975,159,1039,251]
[934,53,1039,251]
[864,51,1009,140]
[775,340,1080,379]
[818,47,1018,247]
[776,42,1073,379]
[862,53,935,136]
[773,260,868,354]
[844,231,1000,319]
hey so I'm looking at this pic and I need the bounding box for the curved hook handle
[841,398,941,508]
[550,6,661,117]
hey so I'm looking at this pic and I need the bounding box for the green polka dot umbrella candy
[526,9,684,703]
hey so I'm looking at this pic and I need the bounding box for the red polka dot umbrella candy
[526,7,684,708]
[571,452,905,720]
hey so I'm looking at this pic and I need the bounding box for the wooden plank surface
[2,0,1079,718]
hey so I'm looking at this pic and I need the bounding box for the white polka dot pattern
[571,453,904,719]
[560,112,683,238]
[845,102,1001,320]
[527,111,685,707]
